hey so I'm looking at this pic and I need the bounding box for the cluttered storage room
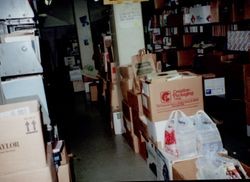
[1,0,250,181]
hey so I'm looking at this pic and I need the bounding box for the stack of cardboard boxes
[0,99,71,182]
[109,57,250,180]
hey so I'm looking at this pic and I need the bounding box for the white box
[112,111,125,135]
[146,117,168,149]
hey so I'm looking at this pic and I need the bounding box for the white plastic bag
[192,110,223,156]
[164,110,197,159]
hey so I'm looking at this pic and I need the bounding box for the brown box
[0,164,56,182]
[210,0,220,22]
[142,71,204,122]
[138,132,147,161]
[172,159,198,180]
[110,83,120,111]
[244,0,250,19]
[58,163,71,182]
[122,100,132,122]
[72,80,84,92]
[123,117,139,153]
[127,90,143,115]
[89,82,98,102]
[154,0,165,9]
[0,143,57,182]
[120,79,133,101]
[0,100,47,175]
[119,65,134,79]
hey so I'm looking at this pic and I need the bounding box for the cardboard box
[123,117,139,153]
[142,71,204,122]
[172,158,197,180]
[127,90,143,115]
[122,100,132,122]
[110,83,120,111]
[72,80,84,92]
[138,132,147,161]
[58,163,71,182]
[119,65,134,79]
[89,82,98,102]
[138,115,149,139]
[120,79,133,101]
[0,164,55,182]
[146,139,198,181]
[0,100,47,175]
[146,117,168,149]
[131,108,141,138]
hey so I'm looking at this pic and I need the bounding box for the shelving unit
[142,0,250,136]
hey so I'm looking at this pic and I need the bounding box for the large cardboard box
[142,71,204,122]
[0,100,47,175]
[0,164,55,182]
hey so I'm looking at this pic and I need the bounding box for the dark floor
[48,88,250,181]
[51,91,155,181]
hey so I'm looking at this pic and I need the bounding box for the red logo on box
[161,91,171,103]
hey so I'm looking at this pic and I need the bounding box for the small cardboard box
[111,111,124,135]
[0,100,47,175]
[72,80,84,92]
[146,140,198,181]
[89,82,98,102]
[58,163,71,182]
[142,71,204,122]
[110,83,120,111]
